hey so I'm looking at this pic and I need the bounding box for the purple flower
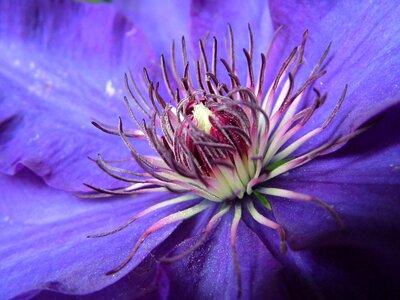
[1,1,399,299]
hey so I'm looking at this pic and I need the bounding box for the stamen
[105,200,210,276]
[228,23,236,74]
[246,200,287,252]
[94,154,148,177]
[247,23,254,60]
[258,187,344,229]
[161,54,176,100]
[82,183,136,196]
[128,70,152,111]
[267,122,374,180]
[160,204,231,262]
[243,48,255,88]
[122,95,142,130]
[125,73,152,118]
[291,30,308,76]
[273,85,348,161]
[196,60,206,91]
[118,118,173,183]
[91,120,145,138]
[264,25,283,67]
[256,53,266,100]
[230,203,242,299]
[171,40,182,87]
[93,154,147,183]
[212,37,218,75]
[87,194,199,238]
[199,39,210,73]
[263,46,298,113]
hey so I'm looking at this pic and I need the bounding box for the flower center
[170,95,253,200]
[85,26,356,210]
[86,25,356,284]
[192,103,213,134]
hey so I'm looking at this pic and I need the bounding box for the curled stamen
[83,183,137,196]
[91,120,145,138]
[93,154,147,183]
[246,200,287,253]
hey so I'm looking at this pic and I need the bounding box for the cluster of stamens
[82,24,371,296]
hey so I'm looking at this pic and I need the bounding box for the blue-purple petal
[269,0,400,149]
[17,262,169,300]
[0,170,186,299]
[162,211,287,300]
[113,0,191,55]
[244,208,400,299]
[0,0,155,191]
[189,0,273,80]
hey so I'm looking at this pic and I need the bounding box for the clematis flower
[1,0,400,299]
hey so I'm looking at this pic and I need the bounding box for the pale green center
[192,103,214,134]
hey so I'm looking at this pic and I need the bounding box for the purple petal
[0,170,186,299]
[243,104,400,299]
[16,263,169,300]
[113,0,191,54]
[269,1,400,145]
[244,208,400,299]
[189,0,274,77]
[0,0,155,191]
[162,211,287,300]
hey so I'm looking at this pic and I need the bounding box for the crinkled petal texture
[0,169,191,299]
[0,0,157,191]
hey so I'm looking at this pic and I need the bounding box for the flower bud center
[192,103,213,134]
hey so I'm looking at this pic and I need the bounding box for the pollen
[192,103,213,134]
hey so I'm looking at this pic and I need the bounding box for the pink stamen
[106,201,210,276]
[87,194,199,238]
[246,200,287,253]
[230,203,242,299]
[258,187,344,228]
[161,204,231,262]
